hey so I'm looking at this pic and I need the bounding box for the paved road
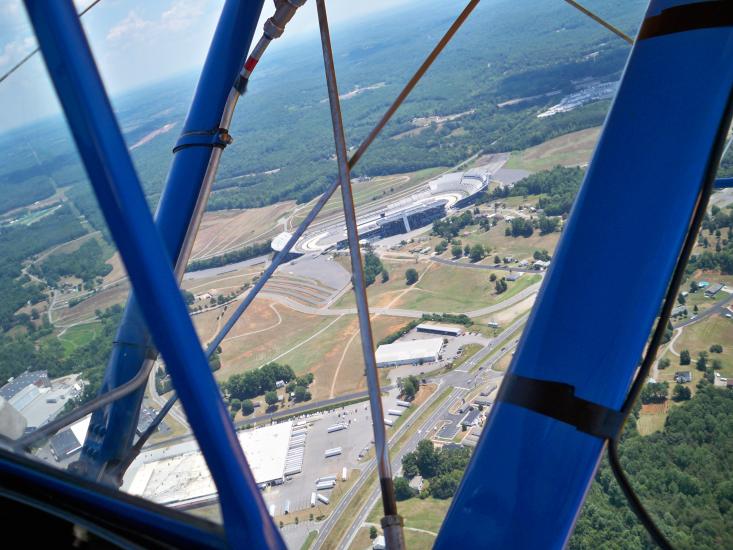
[314,320,524,549]
[182,254,270,280]
[674,292,733,329]
[141,385,396,452]
[431,256,541,274]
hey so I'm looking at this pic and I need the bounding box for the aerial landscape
[1,0,732,548]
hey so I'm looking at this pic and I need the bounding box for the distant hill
[0,0,647,230]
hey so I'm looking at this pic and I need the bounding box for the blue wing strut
[22,1,284,547]
[437,1,733,548]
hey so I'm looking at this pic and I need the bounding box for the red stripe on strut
[244,56,258,73]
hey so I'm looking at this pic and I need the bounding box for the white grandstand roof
[271,231,293,252]
[375,338,443,365]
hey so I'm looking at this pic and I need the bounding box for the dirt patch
[191,202,295,261]
[102,252,127,284]
[641,402,669,415]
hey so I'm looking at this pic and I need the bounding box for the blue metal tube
[24,1,283,547]
[75,0,265,481]
[437,1,733,548]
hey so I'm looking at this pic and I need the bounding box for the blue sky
[0,0,417,132]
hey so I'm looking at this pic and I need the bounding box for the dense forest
[490,165,585,216]
[570,384,733,549]
[0,0,646,227]
[0,205,86,330]
[30,239,111,287]
[687,204,733,274]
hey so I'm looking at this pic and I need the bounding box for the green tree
[402,453,419,479]
[294,385,311,402]
[469,244,485,262]
[640,381,669,404]
[230,398,241,413]
[658,357,670,370]
[489,273,497,282]
[495,279,508,294]
[677,292,686,305]
[400,375,419,400]
[463,243,471,256]
[451,244,463,258]
[381,268,389,283]
[697,351,708,371]
[680,349,691,365]
[405,268,418,285]
[415,440,440,478]
[710,343,723,353]
[242,399,254,416]
[265,390,279,407]
[538,215,559,235]
[394,476,416,501]
[369,526,378,540]
[672,384,691,402]
[430,470,462,499]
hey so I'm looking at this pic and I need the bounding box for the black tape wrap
[497,373,625,439]
[172,128,232,154]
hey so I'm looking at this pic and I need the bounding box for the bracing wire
[0,0,103,85]
[123,0,480,464]
[561,0,634,44]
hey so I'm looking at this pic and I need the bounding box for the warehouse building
[126,421,297,508]
[375,338,444,367]
[416,323,463,337]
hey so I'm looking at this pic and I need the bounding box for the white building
[375,338,443,367]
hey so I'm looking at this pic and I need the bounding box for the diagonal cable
[561,0,633,44]
[316,0,404,547]
[113,0,479,465]
[0,0,102,85]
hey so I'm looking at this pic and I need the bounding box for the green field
[394,265,540,313]
[58,322,101,353]
[368,496,451,534]
[504,126,600,172]
[668,314,733,378]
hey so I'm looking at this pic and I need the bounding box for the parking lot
[261,387,407,516]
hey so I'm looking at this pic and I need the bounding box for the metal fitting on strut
[381,514,406,549]
[235,0,307,95]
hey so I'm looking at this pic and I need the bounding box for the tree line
[571,384,733,549]
[30,239,112,287]
[187,240,272,272]
[395,439,472,501]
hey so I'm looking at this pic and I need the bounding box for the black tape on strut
[497,373,625,439]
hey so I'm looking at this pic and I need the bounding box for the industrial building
[2,373,81,429]
[0,371,49,401]
[416,323,463,337]
[49,414,91,460]
[126,421,301,508]
[375,338,443,367]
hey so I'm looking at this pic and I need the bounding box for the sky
[0,0,417,132]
